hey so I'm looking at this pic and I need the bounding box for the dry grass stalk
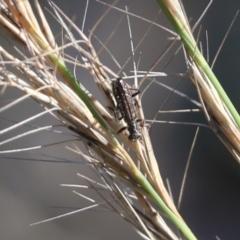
[0,0,193,239]
[160,0,240,162]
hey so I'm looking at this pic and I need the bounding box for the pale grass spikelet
[0,0,188,239]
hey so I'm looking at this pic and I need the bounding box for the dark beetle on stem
[112,78,141,141]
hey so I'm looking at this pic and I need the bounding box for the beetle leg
[130,88,140,98]
[117,126,128,134]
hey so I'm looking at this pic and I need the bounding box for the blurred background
[0,0,240,239]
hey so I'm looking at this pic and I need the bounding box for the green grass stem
[155,0,240,129]
[136,170,198,240]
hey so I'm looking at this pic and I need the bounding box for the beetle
[112,78,141,141]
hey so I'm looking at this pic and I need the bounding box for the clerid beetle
[112,78,141,141]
